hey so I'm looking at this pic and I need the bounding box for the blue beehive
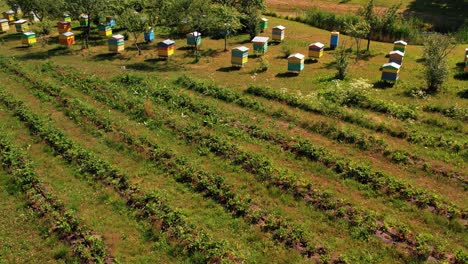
[144,27,154,42]
[106,16,116,28]
[330,31,339,49]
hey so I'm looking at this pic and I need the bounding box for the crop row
[172,76,467,205]
[244,84,467,154]
[423,105,468,122]
[0,131,111,263]
[37,62,460,261]
[174,75,466,183]
[3,59,331,260]
[0,90,234,263]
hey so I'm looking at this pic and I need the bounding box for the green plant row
[39,64,458,261]
[0,131,111,263]
[6,60,330,260]
[173,75,466,187]
[423,105,468,122]
[244,85,467,154]
[0,91,233,263]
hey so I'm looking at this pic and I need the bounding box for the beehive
[272,25,285,42]
[98,23,112,37]
[309,42,324,59]
[14,19,28,33]
[21,31,36,46]
[0,19,9,32]
[252,36,269,54]
[157,39,175,58]
[465,48,468,62]
[3,10,15,22]
[59,31,75,45]
[144,27,154,42]
[330,31,339,49]
[393,40,407,53]
[29,12,39,23]
[80,15,89,27]
[259,18,268,32]
[12,6,22,16]
[388,50,404,65]
[381,62,401,82]
[231,46,249,67]
[63,13,71,22]
[187,31,202,46]
[106,16,116,28]
[108,34,124,53]
[57,21,71,33]
[288,53,305,73]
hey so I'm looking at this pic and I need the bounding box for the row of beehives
[381,40,407,83]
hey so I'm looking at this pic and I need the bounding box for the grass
[0,4,466,263]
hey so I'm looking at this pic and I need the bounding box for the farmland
[0,0,467,263]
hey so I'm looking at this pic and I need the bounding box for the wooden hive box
[14,19,28,33]
[12,6,22,16]
[288,53,305,73]
[57,21,71,33]
[308,42,324,58]
[106,16,116,28]
[465,57,468,73]
[187,31,202,46]
[0,19,9,32]
[231,46,249,67]
[59,31,75,45]
[272,25,285,42]
[393,40,407,53]
[3,10,14,22]
[465,48,468,62]
[144,27,155,42]
[63,13,71,22]
[259,18,268,32]
[21,31,36,46]
[251,36,269,53]
[381,62,401,82]
[98,23,112,37]
[80,15,89,27]
[157,39,175,57]
[388,50,404,65]
[29,12,39,23]
[330,31,339,49]
[108,34,125,53]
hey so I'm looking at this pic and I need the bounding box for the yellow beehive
[3,10,14,22]
[308,42,324,59]
[21,31,36,46]
[14,19,28,33]
[0,19,9,32]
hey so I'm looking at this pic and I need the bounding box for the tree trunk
[366,35,371,51]
[134,38,141,56]
[224,34,227,51]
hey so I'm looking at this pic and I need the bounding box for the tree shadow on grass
[405,0,467,31]
[0,33,20,42]
[217,66,241,72]
[19,46,73,60]
[126,59,185,72]
[373,80,395,89]
[91,52,128,61]
[276,72,299,78]
[305,58,318,64]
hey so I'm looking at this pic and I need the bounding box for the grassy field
[0,1,466,263]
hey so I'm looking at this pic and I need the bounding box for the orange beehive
[59,32,75,45]
[57,21,71,33]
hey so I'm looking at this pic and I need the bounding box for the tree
[333,43,351,80]
[345,21,370,62]
[358,0,377,52]
[119,9,148,56]
[212,4,242,51]
[7,0,64,33]
[422,34,455,93]
[67,0,110,49]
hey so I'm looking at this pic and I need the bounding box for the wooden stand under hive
[157,39,175,58]
[57,21,71,33]
[187,31,202,47]
[231,46,249,67]
[330,31,339,50]
[381,62,401,82]
[252,36,269,54]
[14,19,28,33]
[108,34,125,53]
[99,23,112,37]
[272,25,285,42]
[21,31,36,46]
[0,19,9,33]
[59,32,75,46]
[308,42,324,59]
[288,53,305,73]
[388,50,404,65]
